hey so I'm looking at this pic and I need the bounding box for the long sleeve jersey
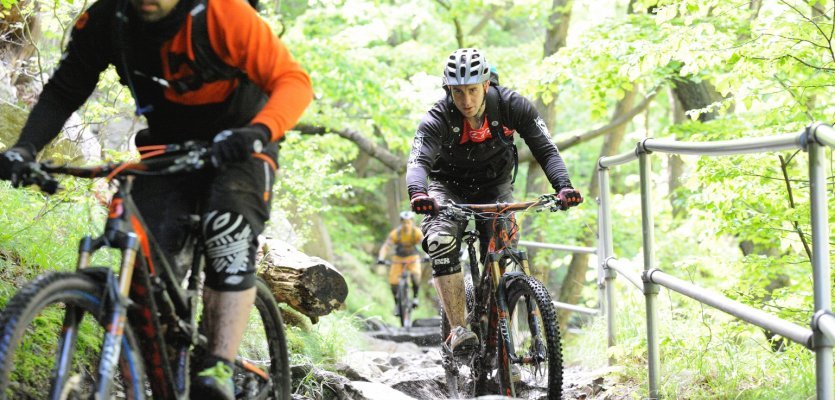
[17,0,313,151]
[406,85,573,197]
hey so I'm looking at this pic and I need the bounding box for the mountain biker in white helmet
[406,48,582,353]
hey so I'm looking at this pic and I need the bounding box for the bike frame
[446,198,554,396]
[44,153,215,399]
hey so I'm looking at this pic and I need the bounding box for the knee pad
[424,232,461,277]
[201,210,257,291]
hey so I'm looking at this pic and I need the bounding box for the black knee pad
[424,232,461,277]
[201,210,257,291]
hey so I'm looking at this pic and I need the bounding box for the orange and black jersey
[18,0,312,151]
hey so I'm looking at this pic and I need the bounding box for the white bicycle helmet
[399,211,415,220]
[443,48,490,86]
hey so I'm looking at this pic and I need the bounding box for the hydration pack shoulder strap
[167,0,243,94]
[485,86,518,183]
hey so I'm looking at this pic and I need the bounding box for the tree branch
[760,32,829,50]
[519,88,658,162]
[468,7,497,36]
[774,74,815,120]
[780,0,830,41]
[433,0,463,47]
[781,54,835,72]
[779,153,813,259]
[294,124,406,172]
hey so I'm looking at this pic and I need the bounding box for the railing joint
[810,310,835,349]
[801,123,817,151]
[602,256,618,279]
[636,138,654,155]
[597,159,609,171]
[641,268,661,295]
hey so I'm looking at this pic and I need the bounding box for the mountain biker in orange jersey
[406,48,582,354]
[377,211,425,315]
[0,0,313,398]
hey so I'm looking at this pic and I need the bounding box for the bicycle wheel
[397,274,412,329]
[498,273,562,400]
[0,272,147,400]
[233,277,290,400]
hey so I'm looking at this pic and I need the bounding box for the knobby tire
[397,274,412,329]
[235,278,291,400]
[498,274,563,400]
[0,272,147,400]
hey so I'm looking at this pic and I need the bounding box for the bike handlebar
[13,142,212,194]
[438,194,565,215]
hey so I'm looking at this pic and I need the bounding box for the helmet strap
[472,95,487,124]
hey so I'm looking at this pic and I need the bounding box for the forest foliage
[1,0,834,397]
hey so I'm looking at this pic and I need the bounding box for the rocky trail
[290,317,633,400]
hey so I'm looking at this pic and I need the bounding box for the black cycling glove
[557,187,583,210]
[410,192,439,216]
[211,124,270,165]
[0,143,35,183]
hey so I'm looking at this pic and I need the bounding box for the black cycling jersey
[406,85,573,197]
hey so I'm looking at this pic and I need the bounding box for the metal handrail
[596,122,834,399]
[518,240,596,254]
[604,258,642,292]
[646,268,813,347]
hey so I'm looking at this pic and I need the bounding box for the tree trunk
[525,0,573,283]
[384,175,403,225]
[301,213,335,262]
[258,238,348,324]
[557,90,636,332]
[668,90,687,218]
[526,0,573,198]
[672,79,724,122]
[0,0,42,89]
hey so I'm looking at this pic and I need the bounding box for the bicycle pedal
[451,344,477,361]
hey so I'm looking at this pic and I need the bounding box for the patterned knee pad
[424,232,461,277]
[201,210,257,291]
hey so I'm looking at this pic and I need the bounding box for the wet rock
[411,316,442,328]
[561,365,626,399]
[335,351,391,381]
[350,381,418,400]
[366,319,442,346]
[380,356,446,400]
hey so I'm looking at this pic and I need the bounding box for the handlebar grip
[16,163,60,194]
[39,177,60,194]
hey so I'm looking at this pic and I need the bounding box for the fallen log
[257,238,348,324]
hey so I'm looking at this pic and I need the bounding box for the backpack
[165,0,259,94]
[442,69,519,184]
[115,0,265,115]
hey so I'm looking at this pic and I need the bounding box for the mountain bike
[439,195,564,399]
[378,259,418,329]
[0,142,290,399]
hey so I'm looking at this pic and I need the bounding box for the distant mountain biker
[377,211,425,315]
[0,0,313,398]
[406,48,582,354]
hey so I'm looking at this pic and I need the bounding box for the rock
[349,381,418,400]
[367,323,442,346]
[0,63,17,103]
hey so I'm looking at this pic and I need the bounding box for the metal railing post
[638,146,660,399]
[808,134,833,400]
[598,164,616,351]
